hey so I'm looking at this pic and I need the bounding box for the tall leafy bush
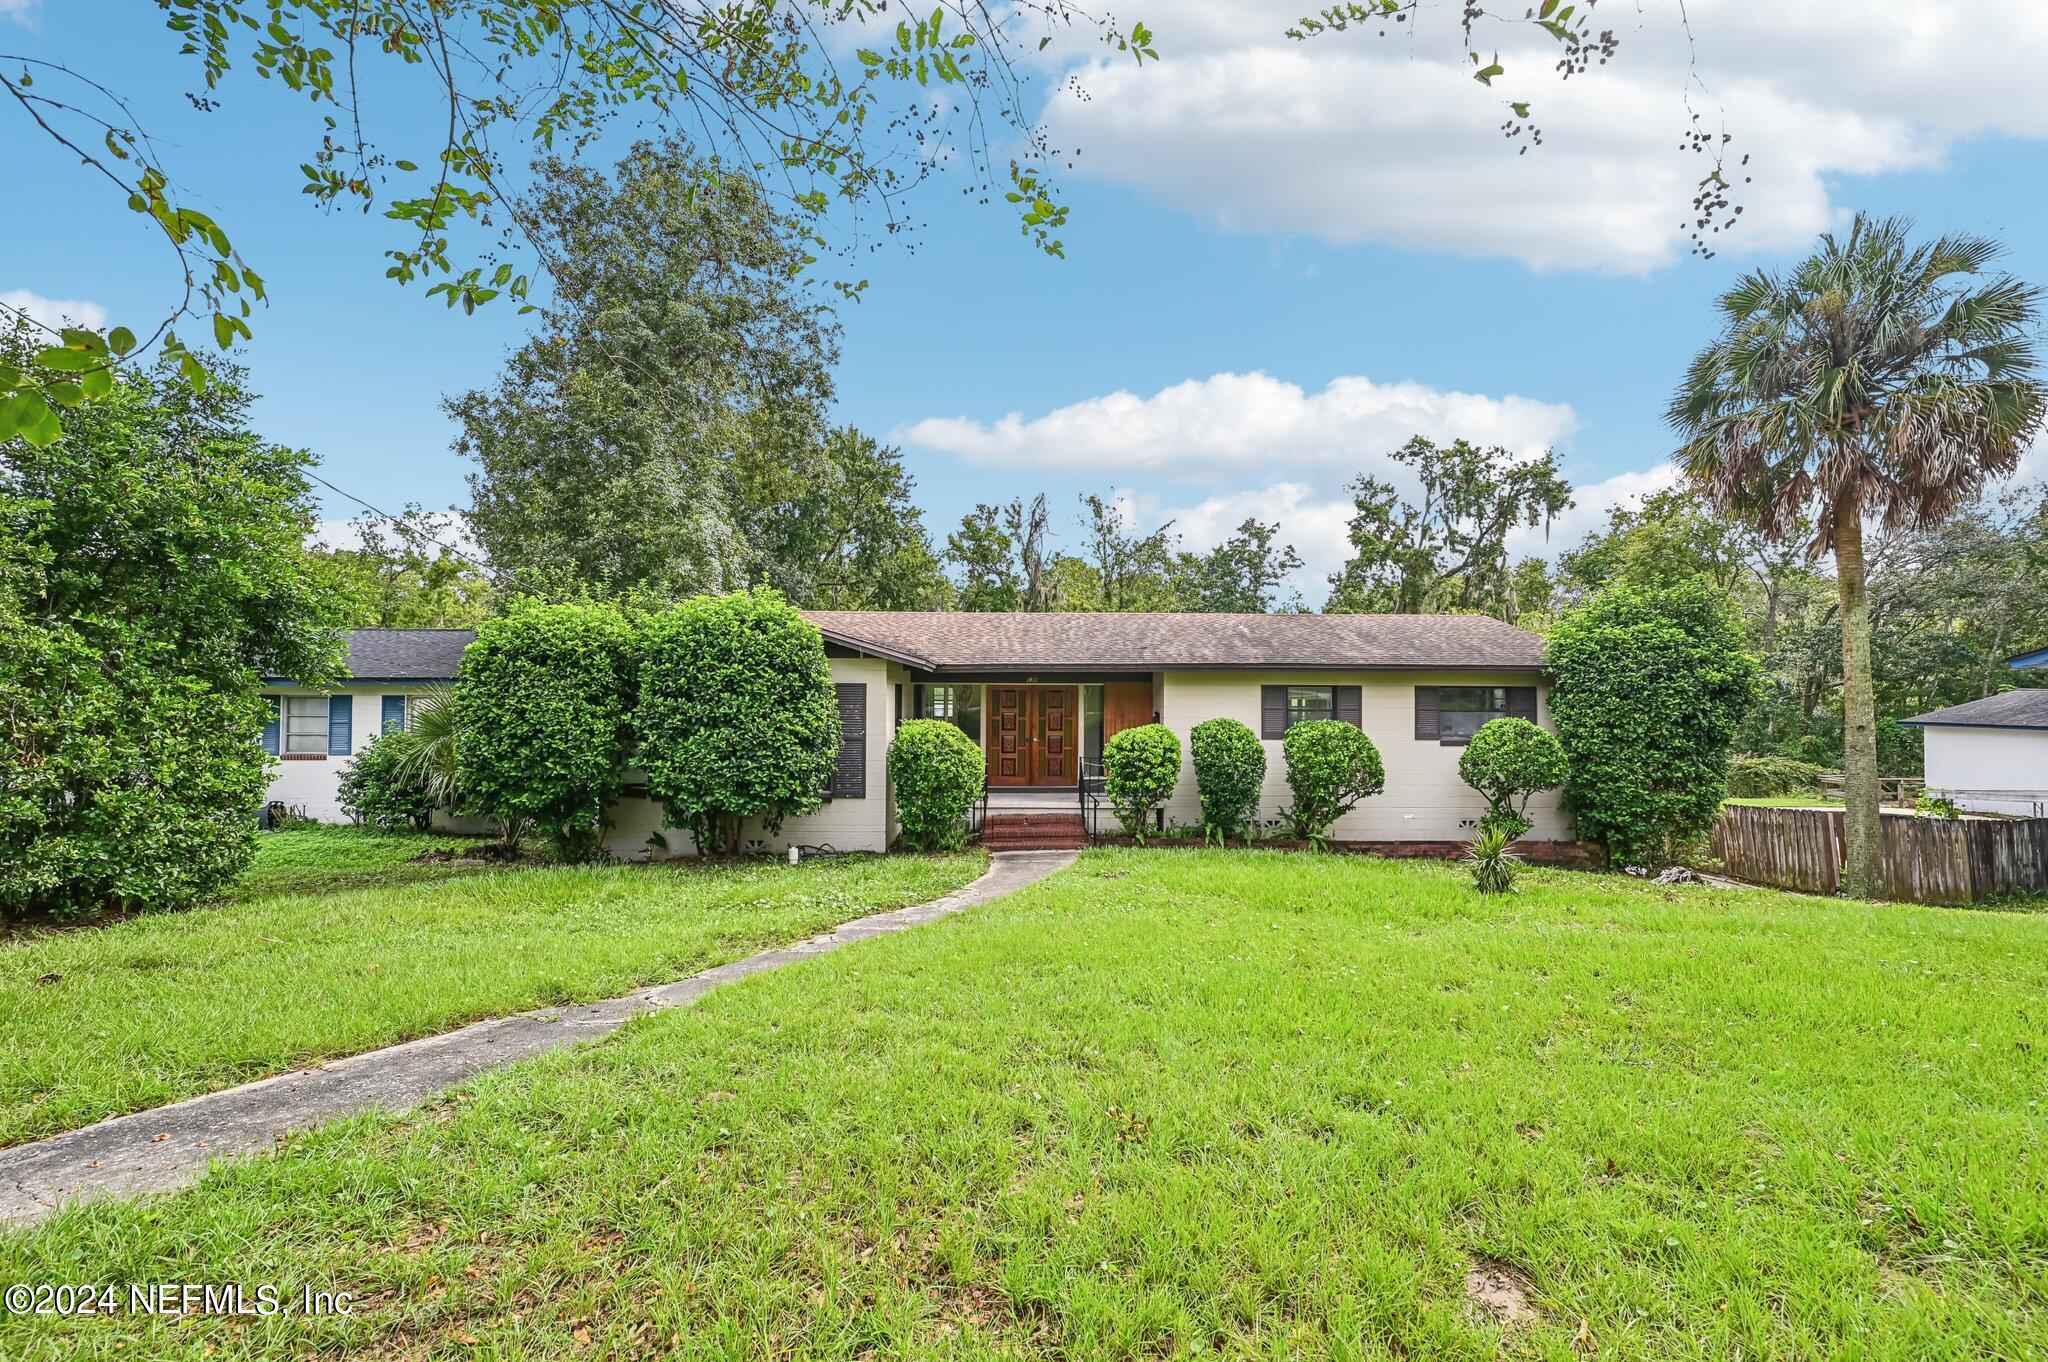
[1103,724,1182,844]
[1457,717,1568,839]
[1280,720,1385,844]
[1548,581,1758,866]
[1,349,343,919]
[634,589,838,855]
[454,599,635,860]
[1190,717,1265,843]
[889,719,983,852]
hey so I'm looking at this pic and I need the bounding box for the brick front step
[981,812,1089,851]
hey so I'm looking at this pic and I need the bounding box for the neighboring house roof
[264,628,478,684]
[803,611,1546,673]
[340,628,477,680]
[1900,689,2048,731]
[2009,645,2048,671]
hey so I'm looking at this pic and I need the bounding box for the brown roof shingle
[802,611,1545,672]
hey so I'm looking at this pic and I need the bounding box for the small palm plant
[386,687,465,809]
[1465,824,1522,894]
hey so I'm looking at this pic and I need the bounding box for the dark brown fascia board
[916,660,1547,674]
[817,632,933,670]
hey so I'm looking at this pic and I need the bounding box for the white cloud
[1038,1,2048,273]
[0,0,40,21]
[1,288,107,334]
[895,370,1576,479]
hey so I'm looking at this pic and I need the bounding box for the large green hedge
[1,351,344,919]
[633,589,838,855]
[889,719,984,852]
[1190,717,1266,843]
[1103,724,1182,843]
[1457,716,1568,839]
[1280,720,1384,843]
[453,599,636,860]
[1548,581,1758,866]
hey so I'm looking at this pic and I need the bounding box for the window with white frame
[283,696,330,755]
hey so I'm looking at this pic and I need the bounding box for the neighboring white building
[261,629,475,823]
[272,613,1575,856]
[1901,648,2048,817]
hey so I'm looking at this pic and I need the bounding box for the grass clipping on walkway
[6,849,2048,1358]
[0,837,986,1146]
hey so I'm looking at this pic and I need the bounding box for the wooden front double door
[987,685,1079,788]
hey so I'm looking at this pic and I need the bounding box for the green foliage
[889,720,985,852]
[1190,718,1267,844]
[308,509,493,627]
[454,140,832,603]
[1465,824,1523,894]
[1457,717,1568,840]
[337,735,437,832]
[1103,724,1183,844]
[0,347,343,919]
[1325,435,1572,622]
[1726,754,1834,799]
[1280,720,1386,844]
[378,688,469,814]
[1548,581,1759,867]
[633,590,838,855]
[453,600,635,861]
[1915,792,1962,820]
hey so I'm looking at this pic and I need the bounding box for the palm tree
[1670,214,2044,898]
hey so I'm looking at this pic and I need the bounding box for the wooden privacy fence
[1713,805,2048,904]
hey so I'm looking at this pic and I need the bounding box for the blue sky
[8,1,2048,595]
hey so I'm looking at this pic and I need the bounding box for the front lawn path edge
[0,851,1076,1229]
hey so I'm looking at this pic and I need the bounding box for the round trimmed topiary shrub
[890,719,985,852]
[1457,716,1568,840]
[338,734,437,831]
[1190,717,1265,844]
[453,599,636,861]
[1280,719,1384,845]
[1103,723,1182,844]
[633,589,839,856]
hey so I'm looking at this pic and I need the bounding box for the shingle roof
[1901,688,2048,731]
[802,611,1545,672]
[339,628,476,680]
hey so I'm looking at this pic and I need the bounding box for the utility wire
[302,468,500,581]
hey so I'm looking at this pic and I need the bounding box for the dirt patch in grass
[1464,1256,1538,1328]
[409,843,534,865]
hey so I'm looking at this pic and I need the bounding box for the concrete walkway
[0,850,1076,1228]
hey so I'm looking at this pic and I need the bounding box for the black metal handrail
[970,777,990,840]
[1077,760,1106,842]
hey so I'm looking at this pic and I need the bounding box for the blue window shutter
[328,694,353,755]
[262,696,281,756]
[382,693,408,736]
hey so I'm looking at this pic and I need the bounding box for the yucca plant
[1465,824,1522,894]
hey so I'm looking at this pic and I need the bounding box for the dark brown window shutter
[1506,686,1538,723]
[1333,685,1362,728]
[1414,686,1441,741]
[1260,685,1288,739]
[832,683,866,799]
[894,683,904,732]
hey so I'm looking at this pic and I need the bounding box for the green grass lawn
[5,850,2045,1359]
[0,834,985,1147]
[225,827,514,900]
